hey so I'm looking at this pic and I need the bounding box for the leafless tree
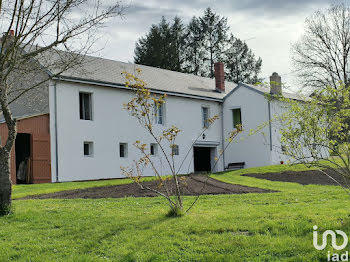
[0,0,123,215]
[292,4,350,91]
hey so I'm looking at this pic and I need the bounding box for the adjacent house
[0,53,304,184]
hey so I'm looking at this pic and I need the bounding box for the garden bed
[244,169,350,186]
[19,175,274,199]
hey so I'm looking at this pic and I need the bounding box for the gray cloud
[190,0,330,15]
[124,0,332,18]
[125,5,180,19]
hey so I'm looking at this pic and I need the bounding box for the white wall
[269,99,294,165]
[269,99,329,165]
[50,81,224,182]
[49,81,58,182]
[222,86,272,168]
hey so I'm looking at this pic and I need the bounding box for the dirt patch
[20,175,274,200]
[243,169,350,186]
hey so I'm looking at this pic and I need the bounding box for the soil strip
[243,169,350,186]
[20,175,274,200]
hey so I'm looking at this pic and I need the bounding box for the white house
[0,53,305,184]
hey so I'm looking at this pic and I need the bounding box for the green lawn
[2,164,350,261]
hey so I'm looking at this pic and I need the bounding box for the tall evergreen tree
[183,17,206,75]
[170,16,186,72]
[225,35,262,84]
[134,8,263,83]
[199,8,229,78]
[134,16,185,72]
[134,17,171,69]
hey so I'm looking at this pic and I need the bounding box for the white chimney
[270,72,282,95]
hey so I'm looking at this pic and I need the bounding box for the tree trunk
[0,150,12,215]
[0,87,16,216]
[0,80,17,216]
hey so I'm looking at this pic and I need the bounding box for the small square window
[80,92,92,120]
[232,108,242,129]
[150,143,158,156]
[120,143,128,158]
[84,142,93,157]
[172,145,179,156]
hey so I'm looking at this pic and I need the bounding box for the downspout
[268,100,273,151]
[54,81,59,182]
[220,101,226,170]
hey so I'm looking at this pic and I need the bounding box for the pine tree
[134,17,170,69]
[199,8,229,78]
[134,8,262,83]
[170,16,186,72]
[225,35,262,84]
[134,17,186,72]
[183,17,206,75]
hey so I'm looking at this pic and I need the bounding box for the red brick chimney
[214,62,225,92]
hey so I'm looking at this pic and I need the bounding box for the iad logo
[313,225,348,250]
[313,225,349,261]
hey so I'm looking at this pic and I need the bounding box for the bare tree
[292,4,350,91]
[0,0,123,215]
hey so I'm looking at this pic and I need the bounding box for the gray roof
[232,83,309,101]
[0,87,49,122]
[46,53,306,101]
[49,54,238,100]
[0,57,50,122]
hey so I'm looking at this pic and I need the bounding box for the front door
[193,147,211,173]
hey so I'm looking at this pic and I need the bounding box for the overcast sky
[93,0,341,89]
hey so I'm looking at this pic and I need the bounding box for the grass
[2,164,350,261]
[217,162,317,176]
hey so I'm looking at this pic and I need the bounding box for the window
[84,142,93,157]
[79,92,92,120]
[120,143,128,158]
[232,108,242,129]
[150,143,158,156]
[155,102,165,125]
[202,107,209,128]
[172,145,179,156]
